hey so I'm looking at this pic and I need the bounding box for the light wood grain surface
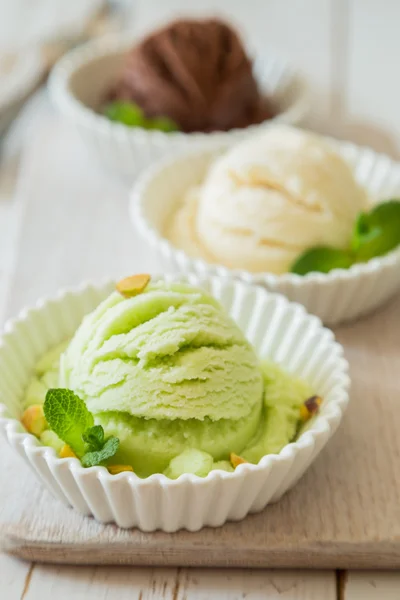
[3,561,338,600]
[0,101,340,599]
[1,114,400,573]
[2,0,400,596]
[346,0,400,156]
[1,100,400,598]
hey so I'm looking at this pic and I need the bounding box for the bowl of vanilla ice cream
[132,126,400,324]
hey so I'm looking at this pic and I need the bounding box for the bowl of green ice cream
[0,275,349,530]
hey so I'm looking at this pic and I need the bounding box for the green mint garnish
[291,199,400,275]
[44,389,120,467]
[82,425,105,451]
[351,199,400,261]
[104,101,145,127]
[103,101,179,132]
[81,437,120,468]
[147,116,179,133]
[44,389,94,457]
[291,246,354,275]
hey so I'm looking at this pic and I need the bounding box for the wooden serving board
[1,115,400,569]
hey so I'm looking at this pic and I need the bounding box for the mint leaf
[82,425,104,451]
[81,436,120,468]
[148,116,179,132]
[291,246,354,275]
[103,101,145,127]
[352,200,400,261]
[44,389,93,457]
[103,100,179,132]
[43,390,121,469]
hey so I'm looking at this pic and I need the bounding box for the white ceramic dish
[131,139,400,325]
[0,275,349,531]
[48,36,308,180]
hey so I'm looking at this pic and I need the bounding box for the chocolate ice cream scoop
[112,18,274,133]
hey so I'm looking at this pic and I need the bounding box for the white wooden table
[0,94,399,600]
[2,0,400,596]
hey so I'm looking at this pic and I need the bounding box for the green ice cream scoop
[61,282,262,420]
[59,282,264,474]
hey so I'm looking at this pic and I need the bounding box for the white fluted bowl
[48,36,308,180]
[131,139,400,325]
[0,275,349,531]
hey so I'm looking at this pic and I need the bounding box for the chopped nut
[59,444,77,459]
[107,464,134,475]
[300,395,322,421]
[116,274,151,298]
[230,453,248,468]
[299,405,310,421]
[21,405,47,436]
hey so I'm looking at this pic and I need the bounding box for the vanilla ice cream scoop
[169,127,369,274]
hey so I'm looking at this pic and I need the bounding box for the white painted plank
[0,553,31,599]
[22,566,336,600]
[132,0,332,129]
[0,93,51,600]
[346,0,400,157]
[0,156,20,324]
[345,571,400,600]
[0,89,52,324]
[0,125,24,325]
[0,0,103,49]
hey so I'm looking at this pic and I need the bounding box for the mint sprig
[291,246,354,275]
[82,425,105,451]
[44,389,94,457]
[352,200,400,261]
[104,101,144,127]
[44,389,119,467]
[291,199,400,275]
[103,101,179,132]
[81,437,119,468]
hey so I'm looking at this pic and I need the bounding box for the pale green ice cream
[59,282,264,476]
[25,281,315,478]
[61,282,263,421]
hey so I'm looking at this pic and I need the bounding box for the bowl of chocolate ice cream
[49,18,308,179]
